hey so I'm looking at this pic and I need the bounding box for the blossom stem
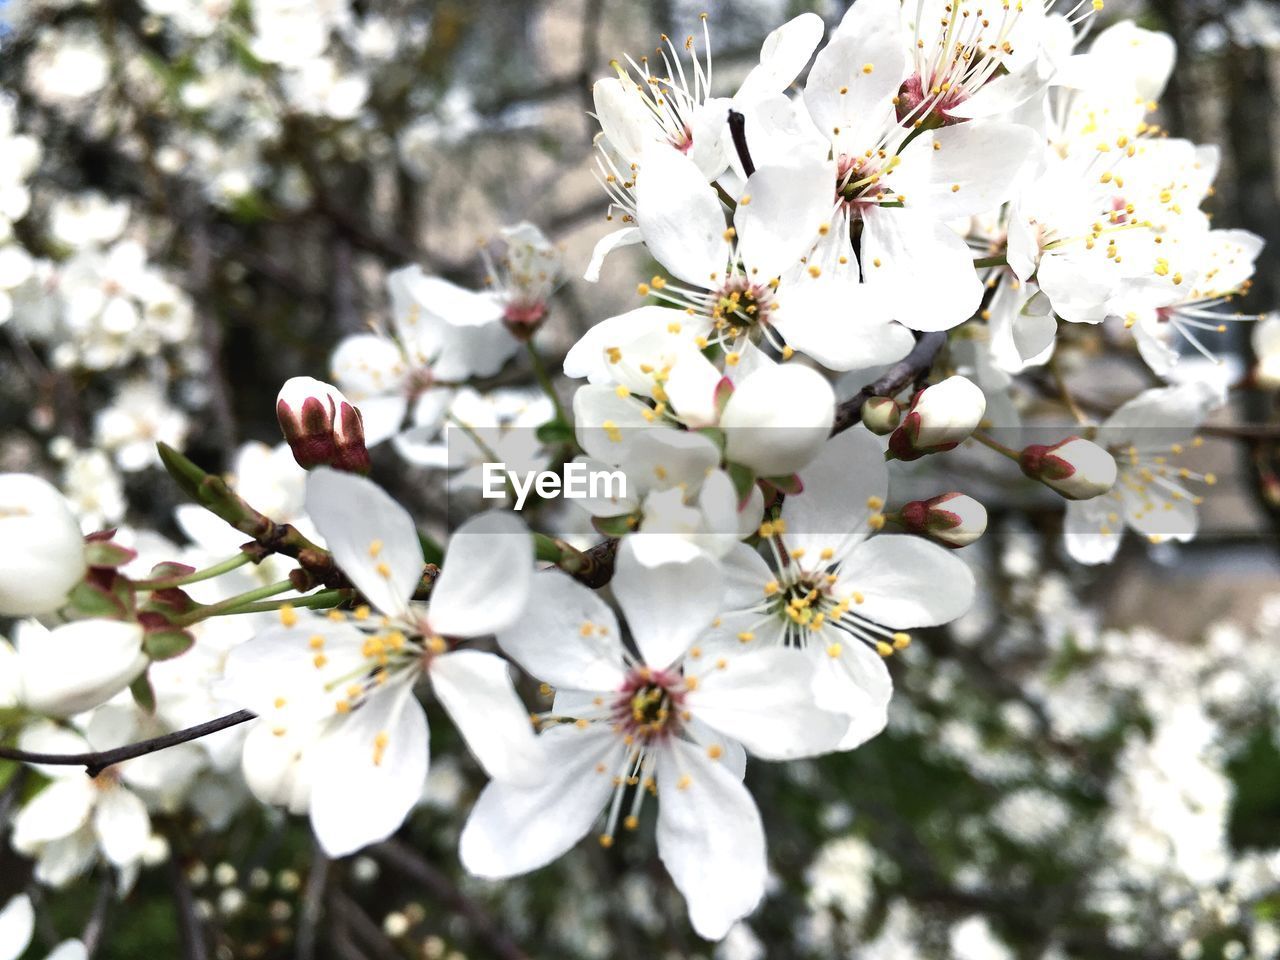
[0,709,258,778]
[181,579,297,623]
[1049,354,1092,426]
[213,588,353,616]
[133,552,253,590]
[972,254,1008,269]
[971,430,1022,461]
[525,340,571,430]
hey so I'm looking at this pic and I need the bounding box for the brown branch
[372,839,529,960]
[832,331,949,435]
[0,709,257,778]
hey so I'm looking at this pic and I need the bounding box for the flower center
[711,275,775,336]
[836,152,901,209]
[612,668,685,744]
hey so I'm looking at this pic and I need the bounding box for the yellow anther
[893,632,911,649]
[763,580,779,596]
[598,834,614,848]
[820,547,834,560]
[308,634,325,650]
[826,643,843,658]
[876,641,893,657]
[368,539,383,558]
[636,282,651,296]
[279,604,298,628]
[313,653,328,669]
[707,744,723,760]
[737,632,754,643]
[353,605,371,621]
[808,264,822,278]
[615,385,630,398]
[677,774,692,790]
[273,697,287,709]
[624,815,639,831]
[376,562,391,578]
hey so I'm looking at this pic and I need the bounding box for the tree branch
[0,709,257,778]
[831,331,948,435]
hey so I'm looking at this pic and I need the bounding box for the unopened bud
[861,396,902,435]
[888,376,986,461]
[502,301,549,342]
[1019,436,1116,500]
[276,377,370,474]
[900,492,987,548]
[0,473,87,616]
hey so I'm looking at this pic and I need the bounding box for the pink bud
[900,492,987,548]
[276,377,370,474]
[888,376,986,461]
[1019,436,1116,500]
[861,396,902,435]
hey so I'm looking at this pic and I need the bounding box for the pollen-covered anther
[279,604,298,628]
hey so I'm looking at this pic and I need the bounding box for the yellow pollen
[826,643,842,658]
[279,604,298,628]
[876,641,894,657]
[368,539,383,557]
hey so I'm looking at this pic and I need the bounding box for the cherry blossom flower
[461,542,846,940]
[221,468,538,856]
[706,428,976,749]
[1064,381,1224,564]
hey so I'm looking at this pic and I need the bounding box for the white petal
[773,278,914,372]
[735,158,836,280]
[47,943,88,960]
[912,121,1038,219]
[736,13,825,102]
[309,686,429,858]
[428,511,532,638]
[494,569,626,691]
[329,333,408,401]
[783,427,887,560]
[838,535,975,628]
[1063,498,1122,566]
[812,638,893,751]
[861,206,983,331]
[721,363,834,477]
[804,33,905,156]
[12,778,96,851]
[17,619,146,718]
[430,650,541,784]
[92,786,150,867]
[305,469,423,618]
[583,227,642,283]
[613,539,723,670]
[593,78,654,165]
[691,647,846,759]
[460,724,623,878]
[0,896,33,960]
[636,147,727,287]
[656,738,766,941]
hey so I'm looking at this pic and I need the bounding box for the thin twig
[170,856,209,960]
[328,890,402,960]
[372,839,529,960]
[80,872,114,959]
[0,709,257,778]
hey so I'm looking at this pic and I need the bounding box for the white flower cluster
[1,0,1278,954]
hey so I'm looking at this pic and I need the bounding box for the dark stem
[831,331,949,435]
[296,840,331,960]
[0,709,257,778]
[170,856,209,960]
[727,109,755,178]
[372,839,529,960]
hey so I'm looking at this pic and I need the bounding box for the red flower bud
[276,377,370,475]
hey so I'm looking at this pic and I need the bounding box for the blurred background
[1,0,1280,958]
